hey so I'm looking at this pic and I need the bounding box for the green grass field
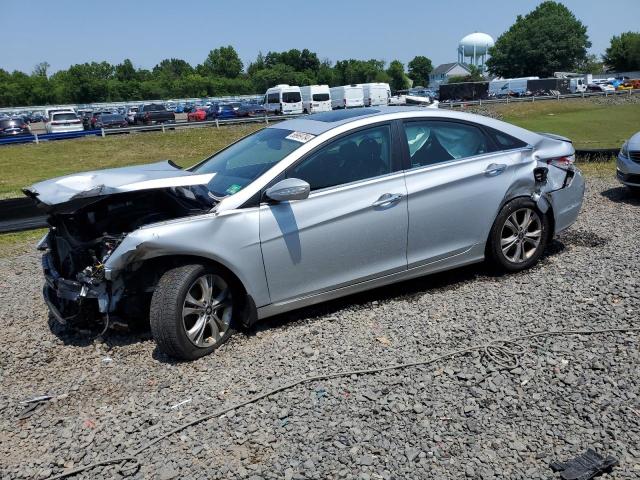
[496,98,639,149]
[0,124,262,199]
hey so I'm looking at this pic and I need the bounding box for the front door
[260,123,408,304]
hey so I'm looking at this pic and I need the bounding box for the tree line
[0,48,433,108]
[1,1,638,108]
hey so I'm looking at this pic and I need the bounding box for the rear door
[259,122,408,303]
[400,119,526,267]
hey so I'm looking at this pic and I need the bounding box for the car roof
[268,106,542,144]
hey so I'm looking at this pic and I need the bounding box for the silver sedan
[617,131,640,192]
[27,107,585,360]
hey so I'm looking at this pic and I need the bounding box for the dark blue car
[206,103,236,120]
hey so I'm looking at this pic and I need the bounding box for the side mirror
[265,178,310,202]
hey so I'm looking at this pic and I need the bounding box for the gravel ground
[1,176,639,480]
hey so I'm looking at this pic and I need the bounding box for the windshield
[312,93,330,101]
[191,128,306,197]
[282,92,301,103]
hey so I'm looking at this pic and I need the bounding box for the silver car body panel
[34,107,585,320]
[617,132,640,186]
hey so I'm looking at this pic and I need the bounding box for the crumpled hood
[24,160,215,208]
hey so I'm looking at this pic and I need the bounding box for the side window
[268,93,279,104]
[288,125,392,191]
[403,120,491,168]
[485,126,528,151]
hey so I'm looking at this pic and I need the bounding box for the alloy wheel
[500,208,542,263]
[182,274,232,348]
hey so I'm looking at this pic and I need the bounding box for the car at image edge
[617,131,640,192]
[25,107,585,360]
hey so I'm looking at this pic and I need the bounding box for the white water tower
[458,32,495,71]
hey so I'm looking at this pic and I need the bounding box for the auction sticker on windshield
[286,131,316,143]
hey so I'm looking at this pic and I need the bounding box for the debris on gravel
[0,177,639,479]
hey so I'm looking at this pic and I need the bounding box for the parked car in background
[300,85,332,113]
[45,112,83,133]
[28,107,585,360]
[330,85,365,109]
[264,85,303,115]
[187,107,208,122]
[134,104,176,125]
[587,83,615,93]
[205,103,236,120]
[617,131,640,193]
[94,113,128,130]
[125,107,139,125]
[236,103,267,117]
[83,111,112,130]
[0,117,31,136]
[44,108,75,122]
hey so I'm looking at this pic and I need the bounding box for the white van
[330,85,364,109]
[358,83,391,106]
[263,85,303,115]
[300,85,332,113]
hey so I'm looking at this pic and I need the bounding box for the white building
[429,62,472,88]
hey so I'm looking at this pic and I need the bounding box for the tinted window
[52,113,78,121]
[144,104,166,111]
[282,92,301,103]
[267,93,280,104]
[288,125,392,191]
[191,128,305,197]
[403,120,490,168]
[485,127,528,150]
[312,93,330,101]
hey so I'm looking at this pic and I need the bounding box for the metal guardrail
[438,87,638,108]
[1,88,637,147]
[0,114,299,146]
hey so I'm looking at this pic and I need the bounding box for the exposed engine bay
[37,186,216,326]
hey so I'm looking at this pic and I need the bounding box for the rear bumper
[48,125,84,133]
[548,168,585,234]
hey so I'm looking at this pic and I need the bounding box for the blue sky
[2,0,639,74]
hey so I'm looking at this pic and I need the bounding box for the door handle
[372,193,404,207]
[484,163,507,177]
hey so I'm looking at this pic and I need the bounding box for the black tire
[487,197,550,272]
[626,185,640,195]
[150,264,237,360]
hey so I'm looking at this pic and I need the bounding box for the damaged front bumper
[42,252,111,324]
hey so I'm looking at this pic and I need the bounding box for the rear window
[143,104,166,111]
[282,92,301,103]
[0,119,24,128]
[53,113,78,121]
[312,93,330,101]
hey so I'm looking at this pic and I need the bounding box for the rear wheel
[150,264,236,360]
[488,198,550,272]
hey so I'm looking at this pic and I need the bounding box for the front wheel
[150,264,236,360]
[487,198,550,272]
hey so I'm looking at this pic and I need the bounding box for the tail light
[546,155,575,167]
